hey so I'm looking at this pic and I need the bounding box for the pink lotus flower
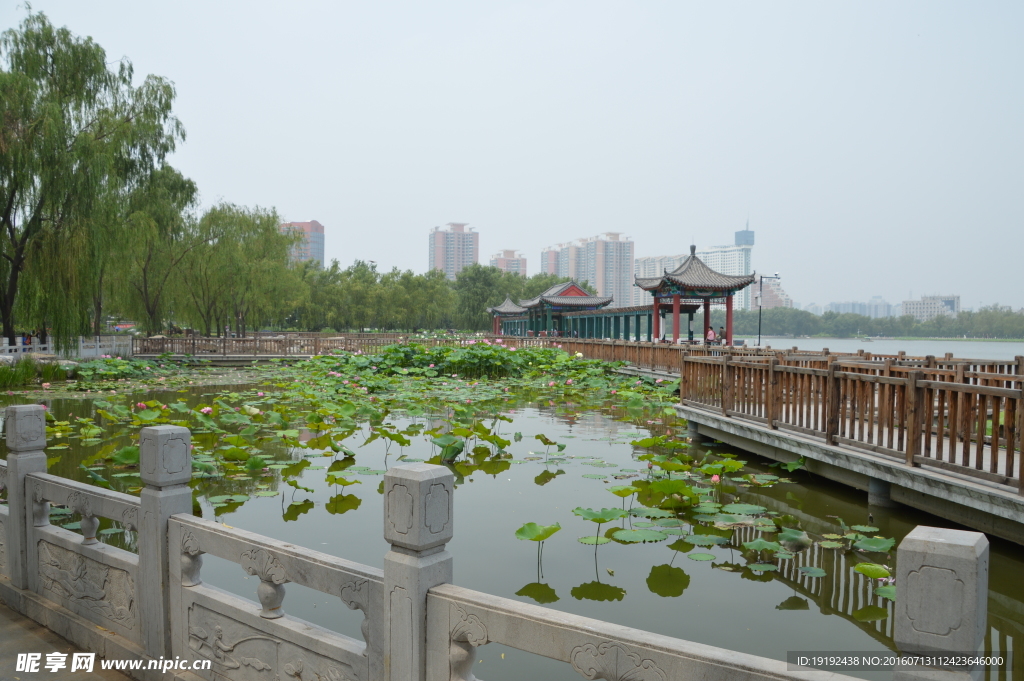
[655,378,664,383]
[711,474,720,483]
[429,364,435,368]
[200,407,213,414]
[565,379,573,385]
[40,382,51,390]
[611,390,617,394]
[548,381,555,387]
[257,392,264,397]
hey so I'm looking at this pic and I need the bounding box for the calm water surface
[2,386,1021,681]
[747,337,1024,361]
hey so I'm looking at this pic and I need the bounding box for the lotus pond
[2,343,1021,681]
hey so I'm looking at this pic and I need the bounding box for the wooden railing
[678,354,1024,492]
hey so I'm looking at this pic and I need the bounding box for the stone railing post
[3,405,48,590]
[383,463,454,681]
[894,526,988,680]
[138,425,193,658]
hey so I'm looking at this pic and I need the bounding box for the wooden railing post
[905,370,924,466]
[679,351,689,402]
[825,362,841,444]
[767,358,780,428]
[721,355,733,416]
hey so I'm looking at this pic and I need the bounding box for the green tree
[0,13,183,346]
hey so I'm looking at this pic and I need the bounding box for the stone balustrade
[0,405,993,681]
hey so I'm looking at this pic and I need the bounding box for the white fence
[0,407,993,681]
[0,335,133,359]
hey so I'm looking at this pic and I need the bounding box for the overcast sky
[3,2,1022,310]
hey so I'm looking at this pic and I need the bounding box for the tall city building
[428,223,479,280]
[279,220,325,267]
[633,227,755,307]
[755,275,793,309]
[901,295,960,322]
[539,247,560,275]
[540,234,633,307]
[490,250,527,276]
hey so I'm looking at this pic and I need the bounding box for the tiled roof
[635,246,756,292]
[488,296,528,314]
[540,295,614,307]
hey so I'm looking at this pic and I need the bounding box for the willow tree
[0,12,183,347]
[178,204,299,337]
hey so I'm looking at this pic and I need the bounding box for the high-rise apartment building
[428,223,479,280]
[540,234,633,307]
[279,220,325,267]
[755,275,793,309]
[490,250,527,276]
[633,227,755,307]
[901,295,960,322]
[539,247,560,276]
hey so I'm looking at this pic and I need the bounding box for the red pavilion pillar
[652,296,661,342]
[672,294,681,344]
[703,299,711,343]
[726,295,734,346]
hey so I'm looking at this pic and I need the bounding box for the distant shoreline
[737,336,1024,343]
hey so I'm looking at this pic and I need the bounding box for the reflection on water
[2,385,1021,681]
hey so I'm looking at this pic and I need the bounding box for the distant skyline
[5,2,1020,310]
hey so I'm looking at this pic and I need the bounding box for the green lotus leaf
[326,474,361,487]
[852,605,889,622]
[573,507,628,524]
[721,503,766,515]
[853,563,891,579]
[854,536,895,553]
[742,538,781,552]
[515,522,561,542]
[687,552,717,561]
[325,493,361,515]
[629,507,674,519]
[851,525,879,533]
[667,539,694,553]
[819,540,845,549]
[712,513,754,526]
[685,534,729,546]
[570,581,625,602]
[607,485,639,498]
[646,564,690,598]
[798,566,827,578]
[515,582,559,604]
[748,563,778,572]
[577,536,611,545]
[612,529,668,544]
[282,499,314,521]
[775,551,795,559]
[776,596,810,610]
[255,491,280,497]
[582,474,608,479]
[874,585,896,601]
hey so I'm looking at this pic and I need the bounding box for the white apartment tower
[633,227,755,307]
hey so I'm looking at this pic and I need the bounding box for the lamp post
[756,273,780,347]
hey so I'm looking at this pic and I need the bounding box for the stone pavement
[0,600,128,681]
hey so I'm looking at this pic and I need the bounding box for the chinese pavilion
[487,281,613,335]
[634,245,756,344]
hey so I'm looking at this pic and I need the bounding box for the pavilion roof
[518,280,613,309]
[487,296,528,315]
[635,245,756,294]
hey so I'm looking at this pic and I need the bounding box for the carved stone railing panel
[426,585,841,681]
[177,585,367,681]
[28,524,141,644]
[168,515,384,681]
[0,508,8,576]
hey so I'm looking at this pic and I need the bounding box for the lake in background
[742,337,1024,361]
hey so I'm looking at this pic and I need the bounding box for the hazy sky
[3,2,1022,310]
